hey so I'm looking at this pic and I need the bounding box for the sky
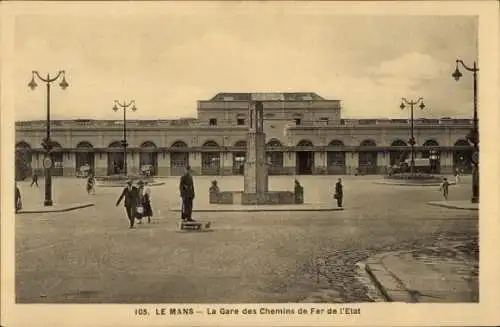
[11,5,478,121]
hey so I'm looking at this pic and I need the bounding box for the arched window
[297,139,314,147]
[171,140,188,148]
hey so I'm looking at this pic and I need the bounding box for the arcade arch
[296,139,314,175]
[108,141,124,175]
[327,140,346,175]
[140,141,158,176]
[201,140,221,175]
[170,140,189,176]
[75,141,95,176]
[51,141,64,176]
[233,140,247,175]
[422,139,441,173]
[358,139,378,175]
[266,139,284,175]
[453,139,473,174]
[389,139,408,166]
[15,141,32,180]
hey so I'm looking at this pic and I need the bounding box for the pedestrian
[135,180,145,224]
[15,182,22,213]
[454,168,461,184]
[116,180,140,229]
[142,181,153,224]
[440,177,450,200]
[30,173,38,187]
[179,165,195,222]
[334,178,343,208]
[86,174,96,195]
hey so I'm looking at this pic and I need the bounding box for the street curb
[374,181,456,187]
[17,203,95,214]
[169,207,345,212]
[426,202,478,211]
[96,182,165,188]
[364,252,415,303]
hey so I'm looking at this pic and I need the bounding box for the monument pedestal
[208,100,303,206]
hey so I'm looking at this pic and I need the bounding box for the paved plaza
[15,175,478,303]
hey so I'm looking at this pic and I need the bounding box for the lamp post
[28,70,69,206]
[452,59,479,203]
[112,100,137,176]
[399,97,425,175]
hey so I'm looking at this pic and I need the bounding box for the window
[294,118,302,125]
[209,118,217,126]
[237,118,245,126]
[319,117,329,125]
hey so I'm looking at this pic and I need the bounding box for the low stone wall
[209,191,301,205]
[209,191,234,205]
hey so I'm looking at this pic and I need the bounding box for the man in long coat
[15,182,22,213]
[334,178,343,208]
[179,165,195,221]
[116,180,140,228]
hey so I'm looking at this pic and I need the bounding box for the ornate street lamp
[452,59,479,204]
[112,100,137,176]
[28,70,69,206]
[399,97,425,175]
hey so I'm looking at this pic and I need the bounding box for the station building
[15,92,475,179]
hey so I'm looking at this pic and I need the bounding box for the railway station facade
[15,92,475,179]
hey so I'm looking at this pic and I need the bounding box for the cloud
[11,13,477,121]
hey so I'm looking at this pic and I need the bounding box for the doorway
[296,151,314,175]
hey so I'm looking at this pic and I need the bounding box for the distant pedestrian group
[115,165,195,229]
[116,179,154,228]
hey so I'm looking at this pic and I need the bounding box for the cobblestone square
[15,175,478,303]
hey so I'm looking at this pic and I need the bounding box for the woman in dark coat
[143,181,153,223]
[137,181,153,224]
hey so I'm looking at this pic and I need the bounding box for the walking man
[179,165,195,221]
[30,173,38,187]
[15,182,22,213]
[116,180,140,228]
[440,177,450,201]
[334,178,343,208]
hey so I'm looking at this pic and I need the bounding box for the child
[440,178,450,200]
[454,168,461,184]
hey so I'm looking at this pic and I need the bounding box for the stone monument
[243,100,269,202]
[209,100,299,205]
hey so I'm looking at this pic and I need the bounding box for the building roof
[209,92,327,101]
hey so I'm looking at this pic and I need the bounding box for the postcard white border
[2,1,499,326]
